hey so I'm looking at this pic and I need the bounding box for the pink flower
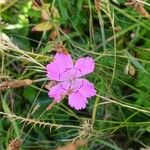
[46,53,96,110]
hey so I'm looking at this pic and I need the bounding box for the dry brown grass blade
[7,138,22,150]
[126,0,150,18]
[94,0,101,11]
[46,101,56,110]
[55,43,69,54]
[0,79,33,91]
[45,81,57,90]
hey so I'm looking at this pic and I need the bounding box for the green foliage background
[0,0,150,149]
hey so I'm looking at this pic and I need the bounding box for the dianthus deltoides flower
[46,53,96,110]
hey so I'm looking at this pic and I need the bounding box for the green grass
[0,0,150,149]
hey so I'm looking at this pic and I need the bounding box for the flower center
[59,68,82,93]
[68,75,77,85]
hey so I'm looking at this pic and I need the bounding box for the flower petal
[68,92,87,110]
[71,79,96,98]
[74,57,95,77]
[46,63,60,81]
[68,79,96,110]
[79,79,96,97]
[46,53,73,81]
[55,52,73,72]
[48,81,69,102]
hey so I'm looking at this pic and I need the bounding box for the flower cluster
[46,53,96,110]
